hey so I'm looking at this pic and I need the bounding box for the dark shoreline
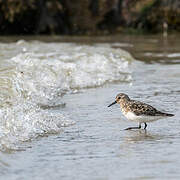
[0,0,179,35]
[0,33,180,43]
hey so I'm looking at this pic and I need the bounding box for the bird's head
[108,93,130,107]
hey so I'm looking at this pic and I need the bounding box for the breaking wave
[0,41,133,151]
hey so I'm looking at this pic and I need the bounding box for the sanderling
[108,93,174,130]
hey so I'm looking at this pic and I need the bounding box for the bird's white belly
[124,111,164,123]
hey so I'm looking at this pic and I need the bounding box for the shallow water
[0,34,180,179]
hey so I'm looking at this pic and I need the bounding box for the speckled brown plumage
[108,93,174,117]
[120,99,172,116]
[108,93,174,130]
[116,93,174,117]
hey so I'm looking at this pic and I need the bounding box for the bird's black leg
[144,122,147,130]
[124,123,141,130]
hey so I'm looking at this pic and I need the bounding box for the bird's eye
[118,97,121,99]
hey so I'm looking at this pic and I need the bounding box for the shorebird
[108,93,174,130]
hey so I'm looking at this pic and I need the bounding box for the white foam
[0,42,133,151]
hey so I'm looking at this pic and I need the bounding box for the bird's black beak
[108,101,117,107]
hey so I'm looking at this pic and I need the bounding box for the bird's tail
[165,113,174,117]
[157,111,174,117]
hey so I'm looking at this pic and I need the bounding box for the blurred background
[0,0,179,35]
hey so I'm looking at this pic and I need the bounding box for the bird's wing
[128,100,160,116]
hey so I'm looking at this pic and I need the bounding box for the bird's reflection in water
[0,158,9,167]
[117,130,166,158]
[124,129,164,143]
[119,129,166,151]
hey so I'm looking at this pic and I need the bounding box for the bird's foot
[124,126,141,130]
[124,123,142,130]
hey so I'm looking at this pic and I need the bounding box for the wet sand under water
[1,34,180,180]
